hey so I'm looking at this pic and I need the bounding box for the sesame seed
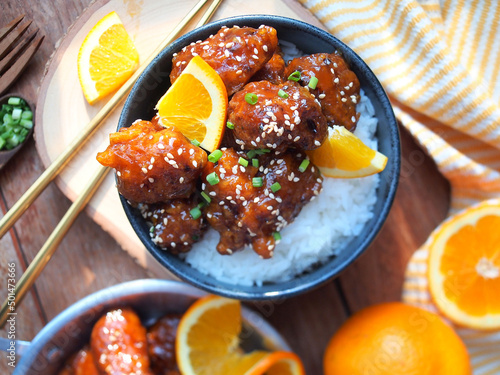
[224,50,230,57]
[203,45,210,50]
[191,159,196,167]
[340,91,345,96]
[254,197,260,203]
[330,68,335,74]
[167,153,174,159]
[177,148,183,155]
[285,120,291,126]
[236,70,243,75]
[116,171,121,177]
[179,177,184,183]
[344,86,350,90]
[342,98,347,102]
[209,191,216,196]
[267,206,273,210]
[263,118,270,123]
[350,82,353,87]
[148,177,155,183]
[290,123,295,131]
[176,61,181,67]
[232,165,238,174]
[293,177,300,182]
[148,165,153,170]
[252,55,259,59]
[218,42,225,47]
[236,56,242,62]
[333,62,338,68]
[294,117,301,124]
[294,136,301,142]
[314,140,321,146]
[158,143,165,149]
[189,149,194,155]
[142,167,148,174]
[171,242,176,248]
[240,166,246,172]
[263,45,268,52]
[275,169,283,175]
[140,183,144,188]
[253,48,259,54]
[251,141,257,147]
[334,78,339,83]
[319,93,326,99]
[352,116,356,122]
[192,52,198,56]
[226,42,234,48]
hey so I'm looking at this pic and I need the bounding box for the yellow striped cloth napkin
[297,0,500,373]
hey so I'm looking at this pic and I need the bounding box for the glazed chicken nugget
[228,81,327,152]
[58,346,99,375]
[138,197,207,254]
[147,314,182,375]
[97,119,207,204]
[90,309,153,375]
[201,148,323,258]
[170,25,278,96]
[250,49,285,84]
[285,52,361,131]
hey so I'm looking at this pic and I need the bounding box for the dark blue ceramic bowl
[118,15,400,300]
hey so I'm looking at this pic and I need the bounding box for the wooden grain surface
[0,1,450,374]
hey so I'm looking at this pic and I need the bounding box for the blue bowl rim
[118,15,401,300]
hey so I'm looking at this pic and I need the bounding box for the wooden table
[0,1,450,374]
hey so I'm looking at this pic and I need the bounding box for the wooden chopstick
[0,0,211,240]
[0,0,224,327]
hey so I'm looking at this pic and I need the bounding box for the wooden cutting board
[34,0,324,277]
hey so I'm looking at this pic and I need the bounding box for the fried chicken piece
[170,25,278,96]
[250,49,285,84]
[284,52,360,131]
[58,346,99,375]
[201,148,323,258]
[138,196,207,254]
[147,314,182,375]
[97,119,207,204]
[90,309,153,375]
[228,81,327,152]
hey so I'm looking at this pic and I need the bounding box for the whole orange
[323,302,471,375]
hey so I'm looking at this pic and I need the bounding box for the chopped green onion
[247,150,256,158]
[7,97,21,106]
[271,182,281,193]
[252,158,259,168]
[206,172,220,185]
[226,121,235,129]
[308,76,319,89]
[208,149,223,163]
[201,191,211,204]
[273,232,282,241]
[288,71,301,82]
[252,177,263,187]
[278,89,288,99]
[191,139,200,147]
[11,108,22,120]
[298,159,310,172]
[253,148,270,155]
[149,226,154,233]
[0,97,30,150]
[20,119,33,129]
[245,93,258,105]
[21,110,32,120]
[238,157,248,167]
[190,206,202,220]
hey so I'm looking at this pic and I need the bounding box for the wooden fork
[0,15,44,96]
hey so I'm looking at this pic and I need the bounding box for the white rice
[183,89,380,286]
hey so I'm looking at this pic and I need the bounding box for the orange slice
[245,351,306,375]
[176,295,304,375]
[78,11,139,104]
[156,55,227,152]
[428,200,500,330]
[307,125,387,178]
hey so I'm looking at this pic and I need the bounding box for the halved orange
[428,199,500,330]
[78,11,139,104]
[307,125,387,178]
[176,295,304,375]
[156,55,227,152]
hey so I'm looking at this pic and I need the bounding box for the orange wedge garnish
[428,200,500,330]
[176,295,305,375]
[156,55,228,152]
[78,11,139,104]
[307,125,387,178]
